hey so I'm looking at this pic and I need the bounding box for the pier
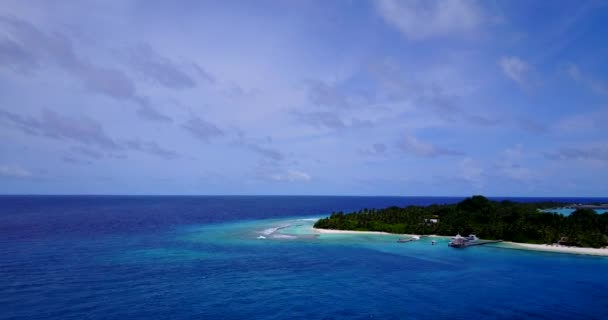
[397,238,416,243]
[448,234,503,248]
[448,239,503,248]
[397,235,429,243]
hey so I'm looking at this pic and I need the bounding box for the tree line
[313,195,608,248]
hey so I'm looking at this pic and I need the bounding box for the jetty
[448,234,503,248]
[397,235,429,243]
[449,239,503,248]
[397,235,420,243]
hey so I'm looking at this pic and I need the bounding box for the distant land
[314,195,608,249]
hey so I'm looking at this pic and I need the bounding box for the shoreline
[312,227,402,236]
[311,227,608,256]
[311,227,448,238]
[502,242,608,257]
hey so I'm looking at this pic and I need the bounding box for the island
[314,195,608,250]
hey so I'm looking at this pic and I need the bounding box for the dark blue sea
[2,196,608,320]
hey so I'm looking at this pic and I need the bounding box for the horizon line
[0,194,606,198]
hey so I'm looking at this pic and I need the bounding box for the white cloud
[567,64,608,95]
[494,145,536,182]
[359,143,387,157]
[544,145,608,164]
[499,56,529,87]
[567,64,583,82]
[253,161,312,183]
[269,169,312,183]
[0,165,32,178]
[1,1,605,196]
[554,109,607,133]
[399,134,462,157]
[459,157,484,187]
[375,0,482,40]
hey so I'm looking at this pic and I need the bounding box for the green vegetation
[314,196,608,248]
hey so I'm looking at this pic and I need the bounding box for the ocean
[2,196,608,320]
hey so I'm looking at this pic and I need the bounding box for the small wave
[271,234,297,239]
[260,227,279,235]
[260,224,291,235]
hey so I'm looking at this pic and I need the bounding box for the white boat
[449,234,468,247]
[466,234,479,241]
[449,233,479,247]
[257,235,266,239]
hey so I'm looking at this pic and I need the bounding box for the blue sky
[1,0,607,196]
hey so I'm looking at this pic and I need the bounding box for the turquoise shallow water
[2,196,608,320]
[174,217,608,319]
[540,208,608,215]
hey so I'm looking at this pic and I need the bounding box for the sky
[1,0,607,196]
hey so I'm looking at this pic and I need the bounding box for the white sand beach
[312,227,400,235]
[311,227,448,238]
[313,227,608,256]
[504,242,608,257]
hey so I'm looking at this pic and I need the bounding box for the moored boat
[466,234,479,241]
[448,234,466,247]
[397,235,421,243]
